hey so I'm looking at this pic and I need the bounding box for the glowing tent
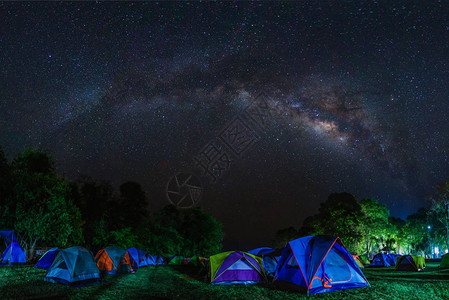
[95,246,134,274]
[209,251,266,285]
[274,236,369,295]
[44,246,101,287]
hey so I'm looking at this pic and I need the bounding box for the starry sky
[1,2,448,249]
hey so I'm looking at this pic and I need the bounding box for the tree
[388,217,406,254]
[153,205,224,256]
[0,145,13,228]
[297,215,321,237]
[358,198,390,255]
[114,181,149,229]
[403,208,429,255]
[429,181,449,252]
[11,149,83,258]
[273,227,298,248]
[317,193,363,252]
[71,176,114,247]
[179,207,224,257]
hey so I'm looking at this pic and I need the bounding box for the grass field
[1,263,449,299]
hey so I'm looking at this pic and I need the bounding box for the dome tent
[396,255,425,271]
[274,235,369,295]
[209,251,266,285]
[127,248,148,269]
[371,253,395,267]
[1,242,26,264]
[95,246,134,274]
[44,246,101,287]
[35,248,59,269]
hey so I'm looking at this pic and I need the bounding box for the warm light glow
[435,247,439,254]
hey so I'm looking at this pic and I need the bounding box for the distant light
[446,249,448,254]
[435,247,439,254]
[427,225,431,229]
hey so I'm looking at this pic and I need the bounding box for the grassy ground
[1,263,449,299]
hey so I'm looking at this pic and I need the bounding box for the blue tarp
[1,242,26,264]
[274,235,369,295]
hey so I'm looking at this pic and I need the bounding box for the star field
[0,2,448,248]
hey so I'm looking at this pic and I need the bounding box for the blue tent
[262,253,281,277]
[248,247,282,277]
[154,255,165,265]
[127,248,148,269]
[35,248,59,269]
[0,231,17,245]
[145,254,156,266]
[387,253,399,266]
[371,253,395,267]
[44,246,101,287]
[248,247,274,256]
[274,235,369,295]
[1,242,26,264]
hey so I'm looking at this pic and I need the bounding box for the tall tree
[0,145,13,228]
[317,192,363,252]
[153,205,224,256]
[11,149,83,258]
[388,217,406,254]
[71,175,114,247]
[115,181,149,229]
[429,181,449,252]
[358,198,390,255]
[273,226,298,248]
[403,208,429,255]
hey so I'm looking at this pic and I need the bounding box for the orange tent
[95,246,134,274]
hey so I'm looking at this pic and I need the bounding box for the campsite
[2,1,449,299]
[2,262,449,299]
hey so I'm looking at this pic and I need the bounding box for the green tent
[168,256,185,265]
[396,255,425,271]
[440,254,449,269]
[209,251,266,285]
[187,255,206,267]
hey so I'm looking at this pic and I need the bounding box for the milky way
[1,2,448,248]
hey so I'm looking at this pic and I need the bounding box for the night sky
[1,2,448,249]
